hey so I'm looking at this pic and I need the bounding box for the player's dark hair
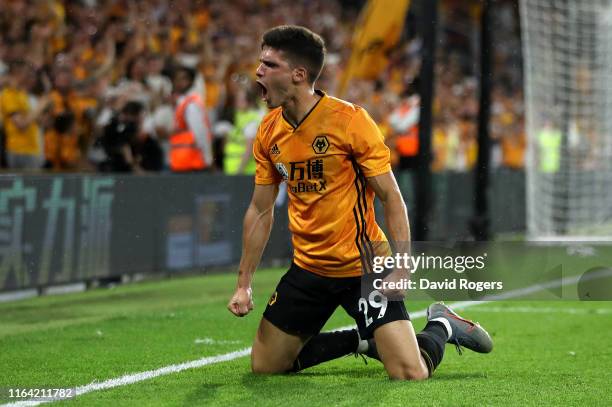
[262,25,326,84]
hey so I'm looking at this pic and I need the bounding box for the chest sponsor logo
[288,159,326,193]
[312,135,330,154]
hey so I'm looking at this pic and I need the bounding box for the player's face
[255,47,294,109]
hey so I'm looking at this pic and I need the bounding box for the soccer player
[227,25,492,380]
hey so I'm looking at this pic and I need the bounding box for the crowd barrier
[0,170,524,292]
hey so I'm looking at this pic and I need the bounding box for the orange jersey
[254,91,391,277]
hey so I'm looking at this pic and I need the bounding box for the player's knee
[250,348,292,374]
[251,352,273,374]
[250,357,272,374]
[386,362,429,381]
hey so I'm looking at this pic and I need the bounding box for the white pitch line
[2,348,251,407]
[5,269,612,407]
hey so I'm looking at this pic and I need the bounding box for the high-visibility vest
[538,127,562,173]
[170,94,211,172]
[392,102,419,157]
[396,126,419,157]
[224,109,261,175]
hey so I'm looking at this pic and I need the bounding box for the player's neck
[282,87,321,128]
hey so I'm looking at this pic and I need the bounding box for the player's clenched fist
[228,287,254,317]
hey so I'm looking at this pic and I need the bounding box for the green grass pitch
[1,268,611,406]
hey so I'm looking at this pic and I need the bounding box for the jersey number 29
[358,290,388,328]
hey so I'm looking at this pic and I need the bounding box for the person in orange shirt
[500,118,526,170]
[44,112,79,170]
[227,26,492,380]
[44,66,82,170]
[0,61,50,169]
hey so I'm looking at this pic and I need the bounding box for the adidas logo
[270,143,280,155]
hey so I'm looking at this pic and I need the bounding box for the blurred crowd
[0,0,525,174]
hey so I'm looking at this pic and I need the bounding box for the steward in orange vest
[170,66,213,172]
[389,84,420,170]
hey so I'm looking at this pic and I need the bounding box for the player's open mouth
[256,81,268,100]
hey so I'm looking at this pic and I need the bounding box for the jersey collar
[282,89,326,131]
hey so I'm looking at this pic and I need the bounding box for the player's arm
[349,107,410,255]
[350,103,411,297]
[367,172,411,255]
[228,182,279,317]
[367,172,411,299]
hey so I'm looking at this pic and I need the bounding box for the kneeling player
[227,25,492,380]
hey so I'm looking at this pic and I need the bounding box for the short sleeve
[348,108,391,177]
[253,125,281,185]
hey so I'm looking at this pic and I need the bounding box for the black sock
[291,329,359,372]
[416,321,448,376]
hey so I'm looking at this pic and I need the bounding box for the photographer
[97,101,162,172]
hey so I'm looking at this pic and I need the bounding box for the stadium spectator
[44,111,78,171]
[44,66,82,170]
[492,89,526,170]
[97,100,144,173]
[388,82,421,171]
[131,124,164,173]
[223,85,264,175]
[169,65,213,172]
[536,119,562,174]
[0,60,49,170]
[0,0,526,174]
